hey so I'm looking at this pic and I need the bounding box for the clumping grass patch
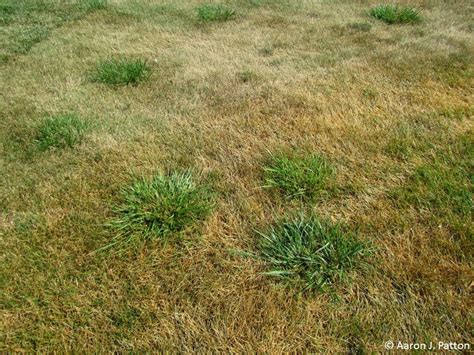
[263,152,333,200]
[369,5,421,24]
[105,171,215,250]
[196,4,235,22]
[256,214,368,291]
[91,58,150,85]
[35,114,88,151]
[2,0,473,350]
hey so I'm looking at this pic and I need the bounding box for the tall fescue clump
[105,171,215,250]
[196,4,235,22]
[257,214,368,291]
[263,153,333,200]
[91,58,150,85]
[35,114,88,151]
[369,5,421,24]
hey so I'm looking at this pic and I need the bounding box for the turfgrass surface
[1,0,473,352]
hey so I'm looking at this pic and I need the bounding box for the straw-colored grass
[1,0,472,352]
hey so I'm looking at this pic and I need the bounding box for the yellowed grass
[1,0,473,351]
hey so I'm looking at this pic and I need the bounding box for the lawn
[1,0,472,352]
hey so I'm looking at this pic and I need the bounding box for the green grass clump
[80,0,108,11]
[106,171,215,250]
[369,5,421,24]
[196,4,235,22]
[92,58,150,85]
[264,153,333,199]
[35,114,88,151]
[257,214,368,291]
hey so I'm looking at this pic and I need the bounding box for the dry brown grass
[1,0,473,352]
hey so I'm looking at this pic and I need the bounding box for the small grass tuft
[91,58,150,86]
[196,4,235,22]
[35,114,88,151]
[105,171,215,250]
[257,214,368,291]
[263,152,333,200]
[369,5,421,24]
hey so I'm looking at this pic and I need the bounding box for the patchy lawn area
[1,0,472,352]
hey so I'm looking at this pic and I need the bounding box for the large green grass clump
[107,171,215,249]
[369,5,421,24]
[35,114,88,151]
[92,58,150,85]
[264,153,333,200]
[257,215,368,291]
[196,4,235,22]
